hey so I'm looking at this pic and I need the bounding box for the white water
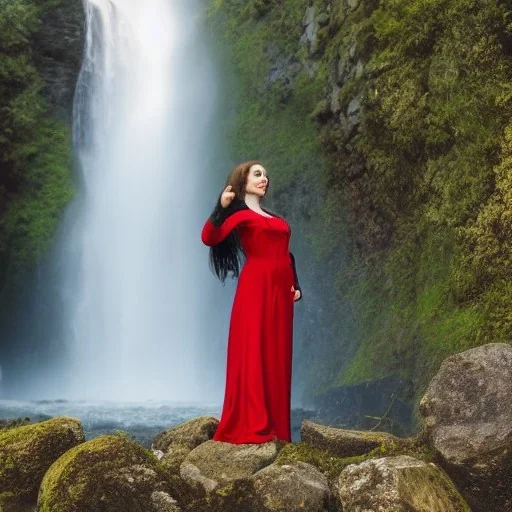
[44,0,223,402]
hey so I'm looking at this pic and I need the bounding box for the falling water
[44,0,223,402]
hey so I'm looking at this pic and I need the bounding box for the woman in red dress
[201,160,302,444]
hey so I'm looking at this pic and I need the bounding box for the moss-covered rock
[419,342,512,511]
[301,418,402,457]
[338,455,471,512]
[152,416,219,474]
[180,439,282,495]
[37,433,180,512]
[251,461,332,511]
[0,416,84,511]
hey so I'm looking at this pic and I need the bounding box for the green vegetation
[206,0,512,429]
[0,0,75,303]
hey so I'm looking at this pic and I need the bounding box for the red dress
[201,208,297,443]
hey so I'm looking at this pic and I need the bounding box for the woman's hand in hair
[221,185,236,208]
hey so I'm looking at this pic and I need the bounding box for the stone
[151,490,181,512]
[301,419,401,458]
[152,416,218,452]
[152,416,218,474]
[338,455,471,511]
[251,461,331,511]
[419,342,512,511]
[347,98,361,116]
[32,0,85,123]
[180,439,281,494]
[329,83,342,113]
[37,434,179,511]
[0,416,84,511]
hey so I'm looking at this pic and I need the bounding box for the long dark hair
[208,160,279,283]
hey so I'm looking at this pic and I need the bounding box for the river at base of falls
[0,399,318,446]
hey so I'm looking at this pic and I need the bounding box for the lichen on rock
[0,416,85,511]
[37,433,179,512]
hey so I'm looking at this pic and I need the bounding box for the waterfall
[48,0,222,402]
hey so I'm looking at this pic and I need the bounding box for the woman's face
[245,164,268,197]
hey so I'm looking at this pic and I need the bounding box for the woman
[201,160,302,444]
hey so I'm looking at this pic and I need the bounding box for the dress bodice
[201,204,302,301]
[237,211,292,265]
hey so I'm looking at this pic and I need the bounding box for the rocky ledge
[1,342,511,511]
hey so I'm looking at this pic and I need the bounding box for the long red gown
[201,208,297,444]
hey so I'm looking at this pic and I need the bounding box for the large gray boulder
[337,455,470,511]
[419,342,512,511]
[180,439,282,495]
[152,416,218,473]
[251,461,332,511]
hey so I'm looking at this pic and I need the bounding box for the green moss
[274,432,436,483]
[0,417,84,511]
[38,434,174,512]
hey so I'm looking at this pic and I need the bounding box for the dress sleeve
[289,251,303,302]
[201,203,247,246]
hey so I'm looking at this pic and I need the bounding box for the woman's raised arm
[201,207,248,246]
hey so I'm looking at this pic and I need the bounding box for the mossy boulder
[251,461,332,511]
[180,439,282,496]
[419,343,512,511]
[301,419,402,457]
[37,433,180,512]
[152,416,218,474]
[0,416,84,512]
[338,455,471,511]
[0,417,31,430]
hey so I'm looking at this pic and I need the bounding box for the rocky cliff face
[205,0,512,435]
[33,0,85,123]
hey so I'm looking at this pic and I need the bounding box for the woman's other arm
[289,251,303,302]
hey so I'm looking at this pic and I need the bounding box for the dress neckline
[248,208,275,219]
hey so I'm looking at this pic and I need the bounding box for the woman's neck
[244,193,262,211]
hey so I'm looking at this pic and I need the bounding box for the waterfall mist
[1,0,233,403]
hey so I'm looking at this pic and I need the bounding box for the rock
[267,56,302,85]
[329,83,342,114]
[349,43,357,59]
[355,59,365,79]
[153,415,218,450]
[300,6,329,56]
[152,416,219,473]
[347,0,360,10]
[262,42,302,98]
[419,342,512,511]
[301,419,402,458]
[37,434,180,512]
[347,97,361,117]
[0,416,84,512]
[151,490,181,512]
[180,439,282,495]
[32,0,85,123]
[0,417,31,430]
[338,455,471,511]
[251,461,332,511]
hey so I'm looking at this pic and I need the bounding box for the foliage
[0,0,74,298]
